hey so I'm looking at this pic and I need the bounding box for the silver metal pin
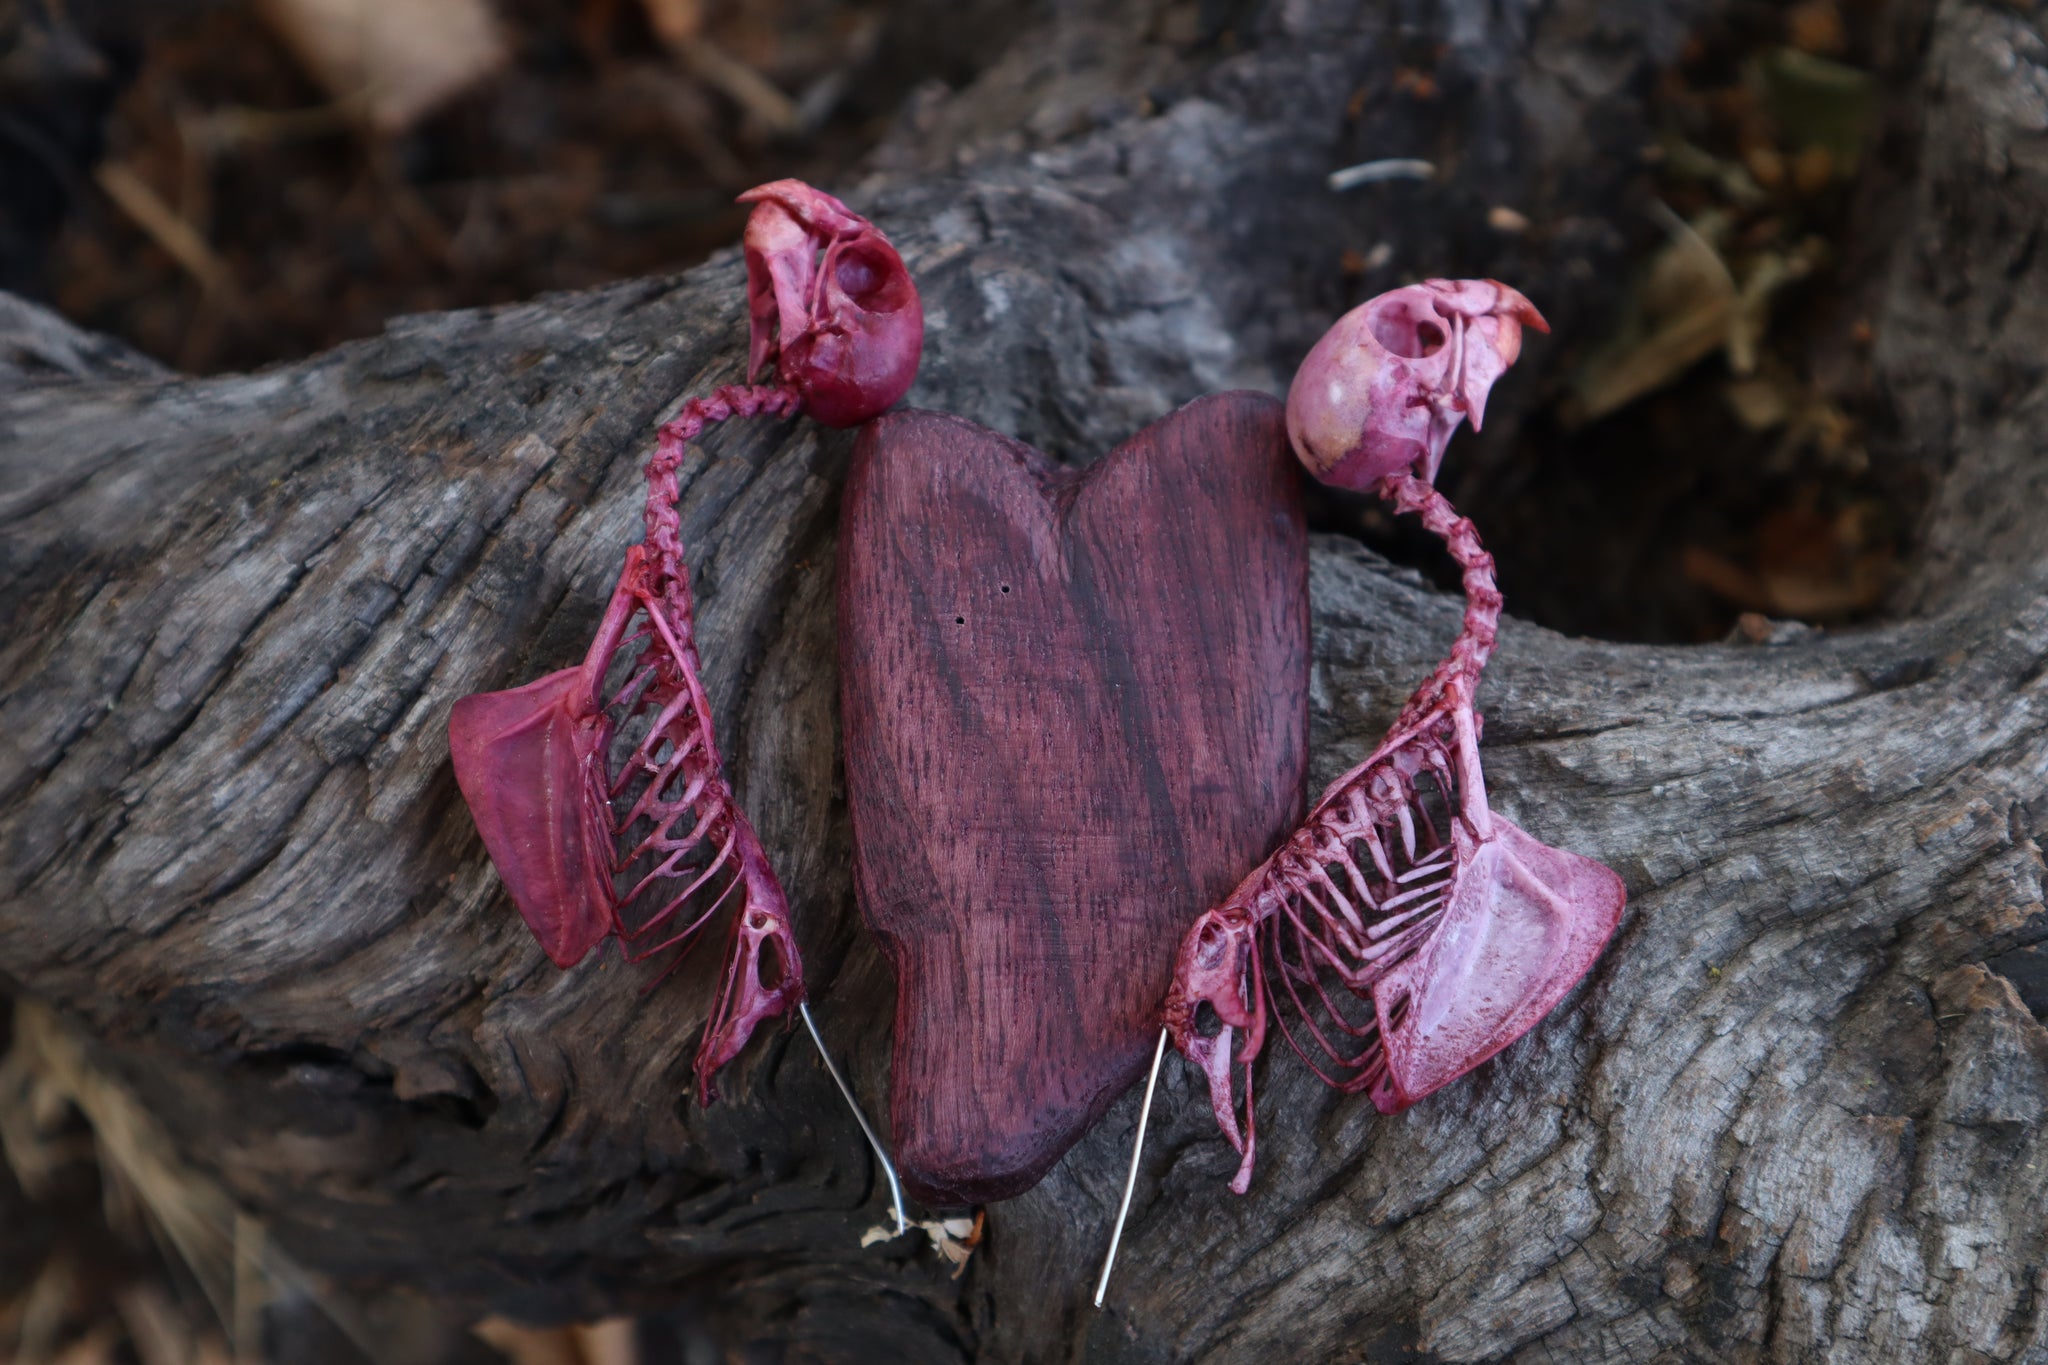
[800,1000,909,1235]
[1093,1026,1168,1309]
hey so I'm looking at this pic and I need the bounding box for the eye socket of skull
[827,238,915,315]
[1366,292,1451,358]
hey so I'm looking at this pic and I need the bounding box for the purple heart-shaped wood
[838,392,1309,1206]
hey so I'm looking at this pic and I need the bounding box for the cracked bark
[4,0,2048,1361]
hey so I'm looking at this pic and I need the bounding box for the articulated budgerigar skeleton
[1162,280,1627,1193]
[447,180,922,1105]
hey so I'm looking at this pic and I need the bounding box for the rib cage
[1232,715,1464,1100]
[599,577,753,959]
[589,384,810,1098]
[1163,467,1627,1195]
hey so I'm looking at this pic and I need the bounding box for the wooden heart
[838,392,1309,1205]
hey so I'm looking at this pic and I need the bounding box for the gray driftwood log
[6,0,2048,1360]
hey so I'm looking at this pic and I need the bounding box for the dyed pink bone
[1163,907,1264,1190]
[450,389,808,1103]
[1286,278,1547,488]
[739,179,922,429]
[1374,817,1624,1112]
[1165,279,1624,1190]
[449,181,920,1101]
[447,668,613,969]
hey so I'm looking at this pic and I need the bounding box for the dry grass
[0,1000,645,1365]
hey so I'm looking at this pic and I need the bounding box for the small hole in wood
[956,616,966,624]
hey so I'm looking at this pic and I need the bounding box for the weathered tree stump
[6,0,2048,1360]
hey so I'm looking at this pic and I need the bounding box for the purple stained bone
[1163,279,1624,1192]
[448,182,921,1102]
[739,179,923,430]
[1287,278,1546,489]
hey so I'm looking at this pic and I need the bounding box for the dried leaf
[571,1318,641,1365]
[1759,47,1874,175]
[1791,144,1834,194]
[1683,494,1894,619]
[470,1317,639,1365]
[638,0,703,47]
[1787,1,1847,57]
[15,1254,80,1364]
[932,1210,986,1279]
[1568,209,1734,422]
[256,0,508,133]
[1572,208,1827,422]
[1724,374,1795,430]
[113,1284,192,1365]
[1744,144,1785,190]
[859,1210,987,1277]
[48,1324,124,1365]
[1728,237,1824,375]
[1659,132,1767,205]
[473,1319,585,1365]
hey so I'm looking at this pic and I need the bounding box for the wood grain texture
[837,395,1308,1205]
[12,0,2048,1360]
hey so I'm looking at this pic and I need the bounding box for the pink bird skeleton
[447,179,922,1104]
[1163,280,1626,1194]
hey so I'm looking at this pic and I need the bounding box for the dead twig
[94,163,235,299]
[663,35,800,136]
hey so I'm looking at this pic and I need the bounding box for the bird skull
[739,179,923,428]
[1286,278,1547,490]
